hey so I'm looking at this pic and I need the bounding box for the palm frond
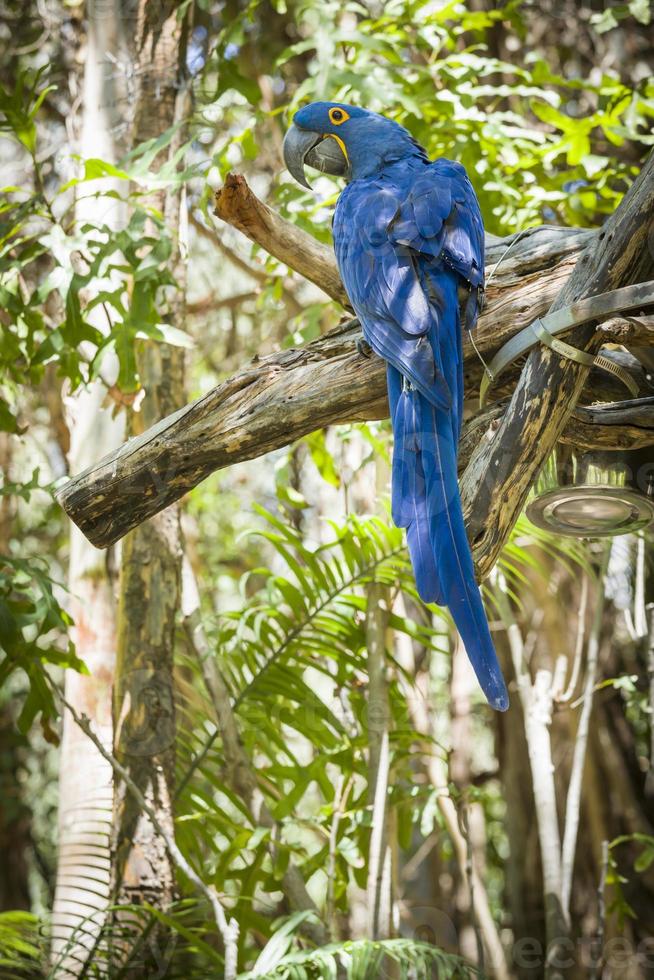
[237,935,475,979]
[0,911,44,980]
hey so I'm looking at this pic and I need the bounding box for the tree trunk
[110,0,189,919]
[50,1,127,972]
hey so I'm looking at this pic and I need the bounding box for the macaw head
[283,101,426,187]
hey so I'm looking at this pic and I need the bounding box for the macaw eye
[329,107,349,125]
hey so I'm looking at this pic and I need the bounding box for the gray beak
[283,123,349,189]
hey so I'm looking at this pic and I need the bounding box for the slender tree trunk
[50,1,127,972]
[110,0,190,915]
[366,582,392,942]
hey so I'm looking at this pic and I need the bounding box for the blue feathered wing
[333,158,508,711]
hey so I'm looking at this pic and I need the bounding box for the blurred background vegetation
[0,0,653,977]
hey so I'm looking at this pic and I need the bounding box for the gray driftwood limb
[57,335,654,550]
[461,150,654,579]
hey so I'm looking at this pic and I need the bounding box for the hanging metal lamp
[525,445,654,537]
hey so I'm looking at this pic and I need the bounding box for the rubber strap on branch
[531,319,639,398]
[479,280,654,406]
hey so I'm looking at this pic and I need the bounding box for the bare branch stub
[213,173,350,306]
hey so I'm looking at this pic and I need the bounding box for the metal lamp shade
[526,446,654,537]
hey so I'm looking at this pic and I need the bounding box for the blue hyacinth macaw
[283,102,508,711]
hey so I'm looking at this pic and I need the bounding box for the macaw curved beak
[283,123,349,188]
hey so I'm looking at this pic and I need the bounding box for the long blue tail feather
[422,394,508,711]
[389,367,443,605]
[387,276,509,711]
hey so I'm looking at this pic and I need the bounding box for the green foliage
[591,0,651,34]
[303,430,341,488]
[198,0,652,240]
[44,901,230,980]
[26,902,474,978]
[0,911,42,979]
[0,70,195,731]
[606,833,654,927]
[237,933,474,978]
[223,506,428,694]
[1,899,236,979]
[0,66,55,156]
[168,497,592,972]
[0,554,84,737]
[0,75,196,429]
[174,507,446,952]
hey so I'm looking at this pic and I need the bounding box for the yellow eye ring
[329,107,349,126]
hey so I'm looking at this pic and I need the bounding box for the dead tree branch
[56,213,589,549]
[56,331,654,552]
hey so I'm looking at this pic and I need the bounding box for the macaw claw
[356,336,373,359]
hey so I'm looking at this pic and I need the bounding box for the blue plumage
[285,103,508,711]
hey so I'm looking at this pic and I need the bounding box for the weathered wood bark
[110,0,189,923]
[112,383,181,913]
[461,149,654,577]
[562,397,654,452]
[458,391,654,471]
